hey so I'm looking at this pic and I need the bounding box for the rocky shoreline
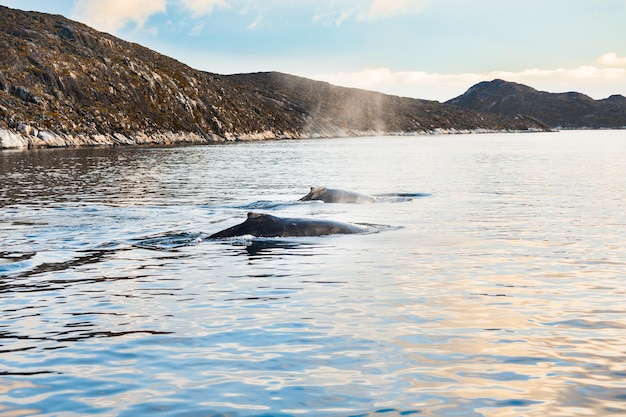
[1,126,553,150]
[0,127,206,149]
[0,125,307,150]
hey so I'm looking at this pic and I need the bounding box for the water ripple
[2,133,626,416]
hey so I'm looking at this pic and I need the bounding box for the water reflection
[0,145,229,207]
[1,132,626,416]
[224,238,325,257]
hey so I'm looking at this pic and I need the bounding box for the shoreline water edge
[0,127,551,151]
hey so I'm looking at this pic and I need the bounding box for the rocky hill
[0,6,547,150]
[225,72,546,135]
[446,79,626,129]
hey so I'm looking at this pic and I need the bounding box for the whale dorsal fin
[247,212,265,219]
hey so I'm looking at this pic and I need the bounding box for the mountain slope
[226,72,546,135]
[0,6,547,149]
[0,5,307,147]
[446,79,626,129]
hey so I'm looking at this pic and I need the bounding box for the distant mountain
[0,6,547,149]
[446,79,626,129]
[224,72,547,136]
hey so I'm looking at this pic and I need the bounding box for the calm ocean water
[1,131,625,417]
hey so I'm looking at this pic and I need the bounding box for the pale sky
[2,0,625,101]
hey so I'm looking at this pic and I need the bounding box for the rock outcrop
[0,6,548,150]
[446,79,626,129]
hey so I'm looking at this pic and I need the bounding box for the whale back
[299,186,376,203]
[209,212,368,238]
[209,212,283,238]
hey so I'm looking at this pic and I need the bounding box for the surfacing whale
[299,186,431,203]
[299,186,377,203]
[209,212,370,238]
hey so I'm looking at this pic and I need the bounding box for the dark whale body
[209,212,370,238]
[299,187,377,203]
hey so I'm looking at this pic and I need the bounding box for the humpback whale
[299,187,377,203]
[209,212,370,238]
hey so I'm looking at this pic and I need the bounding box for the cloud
[307,68,480,100]
[307,58,626,102]
[247,14,262,30]
[313,0,427,25]
[359,0,427,21]
[70,0,428,33]
[312,7,358,26]
[71,0,166,33]
[596,52,626,67]
[71,0,230,33]
[179,0,228,17]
